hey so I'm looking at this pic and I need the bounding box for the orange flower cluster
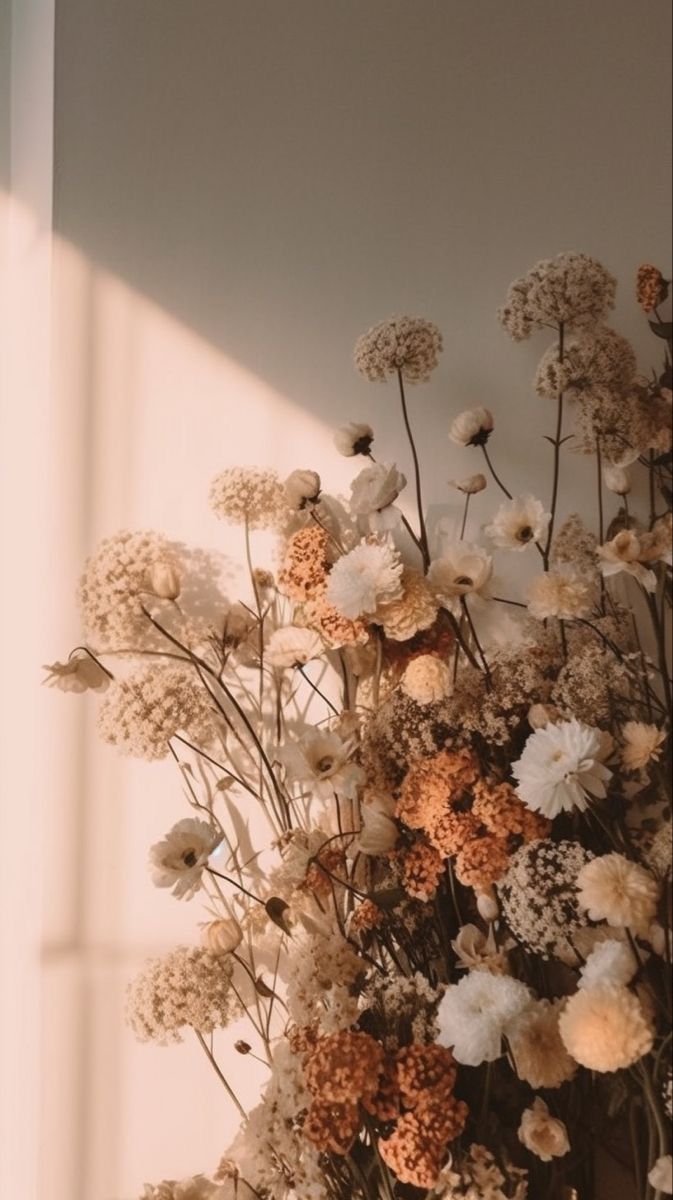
[395,754,551,894]
[380,1044,468,1188]
[278,526,330,600]
[303,845,346,897]
[303,1030,387,1154]
[636,263,668,314]
[304,587,369,648]
[349,898,385,935]
[397,838,445,901]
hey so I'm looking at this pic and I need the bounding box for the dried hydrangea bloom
[348,898,385,934]
[527,567,596,621]
[498,251,617,340]
[636,263,669,313]
[498,839,594,963]
[472,779,551,842]
[374,567,439,640]
[428,808,480,858]
[354,315,443,383]
[126,946,238,1043]
[278,524,331,600]
[97,664,216,760]
[397,748,480,831]
[303,586,370,648]
[534,325,637,399]
[304,1030,384,1104]
[303,1098,361,1154]
[381,1094,468,1188]
[508,999,577,1089]
[79,529,178,647]
[397,838,445,901]
[209,466,285,529]
[394,1043,457,1105]
[559,984,655,1071]
[454,833,511,889]
[577,853,660,933]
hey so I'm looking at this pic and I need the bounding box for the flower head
[401,655,452,706]
[126,946,238,1043]
[436,971,531,1066]
[140,1176,220,1200]
[485,494,551,551]
[448,472,487,494]
[509,1000,577,1089]
[356,793,399,855]
[577,853,660,932]
[373,567,439,640]
[349,462,407,531]
[209,467,285,529]
[449,407,494,447]
[527,567,595,620]
[97,665,216,761]
[620,721,667,772]
[499,252,617,340]
[326,539,403,619]
[266,626,324,668]
[603,464,632,495]
[354,316,443,383]
[498,839,594,962]
[512,718,612,818]
[427,541,493,614]
[201,918,243,956]
[559,984,654,1071]
[149,818,222,899]
[333,421,374,457]
[636,264,669,313]
[518,1098,570,1163]
[279,728,364,800]
[79,529,177,646]
[578,938,639,990]
[284,469,321,510]
[648,1156,673,1195]
[596,529,661,592]
[42,652,110,693]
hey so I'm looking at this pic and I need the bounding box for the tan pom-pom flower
[559,984,654,1071]
[401,655,452,705]
[577,853,660,933]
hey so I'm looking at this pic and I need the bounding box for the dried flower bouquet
[46,253,673,1200]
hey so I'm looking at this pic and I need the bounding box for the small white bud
[148,559,181,600]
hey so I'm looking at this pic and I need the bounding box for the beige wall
[28,1,673,1198]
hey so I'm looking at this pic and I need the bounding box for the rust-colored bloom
[397,839,445,901]
[636,263,669,313]
[455,833,511,889]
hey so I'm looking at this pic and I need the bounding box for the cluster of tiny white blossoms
[45,252,672,1200]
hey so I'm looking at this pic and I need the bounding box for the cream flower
[485,494,551,551]
[266,626,325,669]
[512,718,613,818]
[603,464,632,495]
[373,567,439,640]
[140,1175,221,1200]
[509,1001,577,1089]
[577,853,660,932]
[284,469,321,510]
[279,729,364,800]
[356,792,399,855]
[201,918,243,956]
[451,924,510,975]
[498,252,617,340]
[325,540,403,618]
[333,421,374,457]
[427,541,493,614]
[449,407,494,447]
[349,462,407,532]
[436,972,531,1066]
[401,655,452,705]
[649,1156,673,1195]
[448,473,487,494]
[148,558,182,600]
[42,652,110,694]
[596,529,658,592]
[559,984,654,1071]
[620,721,667,772]
[517,1098,570,1163]
[209,467,285,529]
[578,938,639,989]
[149,818,222,900]
[527,567,595,620]
[354,315,443,383]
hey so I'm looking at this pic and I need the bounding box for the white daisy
[325,539,403,618]
[278,729,364,800]
[485,494,551,551]
[427,541,493,615]
[149,818,222,900]
[436,971,532,1066]
[512,718,613,818]
[266,626,325,669]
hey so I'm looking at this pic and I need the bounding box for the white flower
[333,421,374,457]
[201,918,244,955]
[649,1156,673,1194]
[577,853,660,933]
[349,462,407,532]
[279,729,364,800]
[579,938,639,989]
[449,407,494,447]
[427,541,493,615]
[284,469,321,510]
[451,924,510,975]
[485,494,551,551]
[596,529,658,592]
[149,818,222,900]
[42,652,110,694]
[527,568,595,620]
[603,464,632,495]
[325,540,403,618]
[448,473,487,494]
[401,655,452,705]
[512,718,613,819]
[621,721,667,772]
[517,1098,570,1163]
[357,793,399,855]
[266,626,324,668]
[148,558,182,599]
[436,971,531,1066]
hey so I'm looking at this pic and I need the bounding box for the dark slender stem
[460,493,471,539]
[397,369,430,570]
[298,664,339,715]
[460,596,491,682]
[480,443,512,499]
[194,1031,247,1119]
[206,866,266,907]
[542,323,565,568]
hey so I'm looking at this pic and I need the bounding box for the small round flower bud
[449,407,494,447]
[448,473,487,494]
[148,559,181,600]
[235,1040,252,1054]
[602,464,631,495]
[528,703,559,730]
[202,917,243,956]
[476,887,500,922]
[284,469,321,510]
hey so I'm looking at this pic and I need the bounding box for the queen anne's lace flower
[436,971,531,1066]
[512,718,612,818]
[577,853,660,932]
[499,252,617,340]
[498,839,594,962]
[79,529,178,646]
[209,466,285,529]
[126,946,238,1043]
[149,818,221,899]
[355,316,443,383]
[534,325,636,399]
[559,984,654,1071]
[139,1176,220,1200]
[485,495,551,552]
[97,665,216,760]
[326,540,404,619]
